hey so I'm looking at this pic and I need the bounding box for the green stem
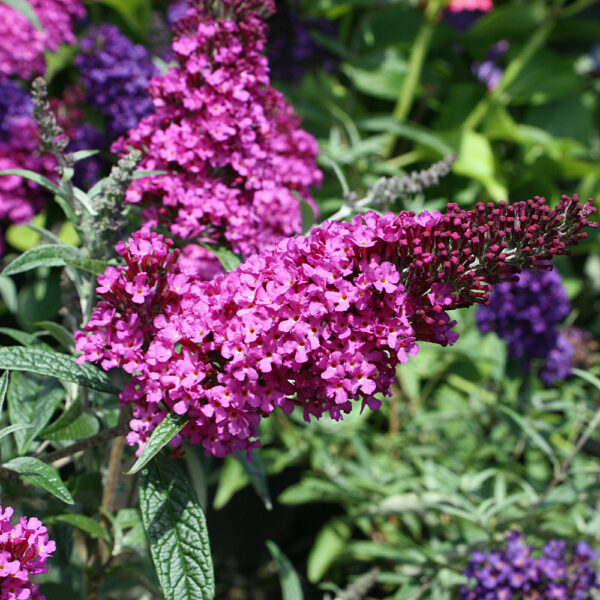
[463,0,569,131]
[383,0,445,159]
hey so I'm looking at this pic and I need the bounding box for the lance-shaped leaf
[236,449,272,510]
[0,169,58,192]
[2,244,83,276]
[0,347,117,393]
[127,412,188,475]
[266,541,304,600]
[3,456,74,504]
[139,453,214,600]
[8,373,64,453]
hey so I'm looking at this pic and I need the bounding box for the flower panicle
[366,153,457,208]
[75,195,595,458]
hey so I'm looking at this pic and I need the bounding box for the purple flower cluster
[0,78,32,140]
[75,195,596,458]
[0,78,55,246]
[473,40,509,90]
[476,268,574,384]
[0,0,85,79]
[75,25,157,139]
[0,505,55,600]
[462,531,600,599]
[267,0,338,81]
[114,0,322,277]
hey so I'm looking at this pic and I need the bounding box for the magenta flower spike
[76,195,597,458]
[113,0,322,278]
[0,506,55,600]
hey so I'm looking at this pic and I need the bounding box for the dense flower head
[462,530,600,599]
[75,25,157,139]
[0,78,55,231]
[267,0,338,81]
[114,0,322,276]
[0,0,85,78]
[444,0,494,30]
[75,195,596,457]
[0,505,55,600]
[476,268,574,384]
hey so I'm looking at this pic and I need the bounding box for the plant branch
[41,423,130,464]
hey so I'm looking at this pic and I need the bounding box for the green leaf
[573,368,600,392]
[139,453,215,600]
[72,187,97,216]
[127,413,188,475]
[43,413,99,441]
[198,243,242,272]
[3,456,74,504]
[0,0,42,30]
[0,327,39,347]
[341,49,407,101]
[0,423,32,442]
[359,116,454,156]
[500,405,558,468]
[236,449,272,510]
[213,455,249,510]
[3,244,83,276]
[0,169,59,194]
[0,371,8,414]
[51,514,110,542]
[96,0,151,38]
[0,276,17,312]
[8,373,64,453]
[32,321,75,352]
[41,399,82,435]
[63,257,110,276]
[132,169,169,180]
[266,541,304,600]
[0,346,118,393]
[72,149,100,162]
[307,517,352,583]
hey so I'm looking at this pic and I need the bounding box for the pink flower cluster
[0,505,55,600]
[113,0,322,276]
[0,0,85,79]
[446,0,493,12]
[76,195,596,458]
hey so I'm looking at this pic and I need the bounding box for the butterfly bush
[113,0,322,276]
[75,25,157,140]
[0,78,55,251]
[75,195,596,458]
[444,0,494,30]
[476,268,574,384]
[0,0,85,79]
[0,505,55,600]
[462,531,600,599]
